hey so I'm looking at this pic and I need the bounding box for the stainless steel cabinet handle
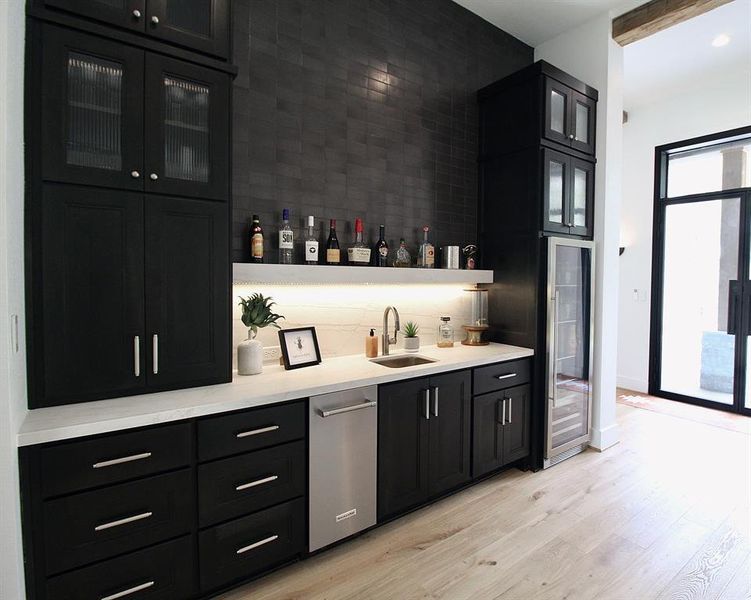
[424,389,430,420]
[501,399,507,426]
[236,474,278,491]
[432,387,439,417]
[495,373,516,380]
[508,398,513,425]
[93,452,151,469]
[133,335,140,377]
[152,334,158,374]
[150,15,159,25]
[237,534,278,555]
[130,170,140,178]
[320,400,376,418]
[149,172,158,181]
[236,425,279,438]
[95,511,153,532]
[101,581,154,600]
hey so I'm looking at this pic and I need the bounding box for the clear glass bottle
[418,225,435,268]
[278,208,294,264]
[304,215,318,264]
[437,316,454,348]
[393,238,411,268]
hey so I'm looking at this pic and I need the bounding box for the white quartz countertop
[17,342,533,447]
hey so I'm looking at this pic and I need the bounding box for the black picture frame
[278,327,322,370]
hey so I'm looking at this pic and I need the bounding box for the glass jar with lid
[437,316,454,348]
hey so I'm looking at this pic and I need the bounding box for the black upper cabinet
[542,148,594,237]
[41,0,230,59]
[144,55,229,201]
[36,184,146,405]
[569,91,596,156]
[40,25,145,191]
[145,196,229,387]
[543,77,596,156]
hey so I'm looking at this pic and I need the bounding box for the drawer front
[39,422,192,498]
[46,536,195,600]
[199,497,305,592]
[473,359,531,396]
[198,440,306,527]
[198,401,306,462]
[43,469,193,575]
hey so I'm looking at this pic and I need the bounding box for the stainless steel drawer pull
[495,373,517,380]
[320,400,376,418]
[95,511,153,532]
[133,336,140,377]
[501,399,507,426]
[93,452,152,469]
[424,389,430,420]
[152,334,159,374]
[236,534,278,555]
[236,425,279,438]
[101,581,155,600]
[236,474,278,491]
[508,398,513,424]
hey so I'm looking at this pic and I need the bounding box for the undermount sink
[370,355,438,368]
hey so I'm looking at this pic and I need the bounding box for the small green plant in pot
[403,321,420,353]
[237,294,284,375]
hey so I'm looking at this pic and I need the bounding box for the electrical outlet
[263,345,282,363]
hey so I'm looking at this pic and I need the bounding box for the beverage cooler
[544,238,595,468]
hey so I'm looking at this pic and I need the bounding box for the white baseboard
[590,423,620,451]
[616,375,648,393]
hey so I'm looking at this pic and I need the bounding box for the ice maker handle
[320,400,377,418]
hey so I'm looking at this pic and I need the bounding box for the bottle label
[251,234,263,258]
[305,241,319,260]
[279,230,293,249]
[378,246,388,258]
[348,247,371,264]
[425,244,435,266]
[326,248,340,263]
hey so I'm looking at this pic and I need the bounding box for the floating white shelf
[233,263,493,285]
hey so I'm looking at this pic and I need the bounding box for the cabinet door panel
[144,55,229,200]
[145,196,230,387]
[428,371,471,496]
[570,158,594,237]
[147,0,229,59]
[35,184,145,407]
[502,384,531,465]
[570,91,596,156]
[542,148,571,235]
[378,377,430,520]
[40,24,145,190]
[543,77,571,147]
[43,0,146,32]
[472,391,504,478]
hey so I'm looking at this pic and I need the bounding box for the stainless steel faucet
[382,306,401,355]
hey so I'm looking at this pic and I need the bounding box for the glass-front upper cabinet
[40,24,145,190]
[43,0,146,32]
[570,91,596,156]
[144,54,229,200]
[542,149,594,238]
[569,157,594,237]
[543,77,596,157]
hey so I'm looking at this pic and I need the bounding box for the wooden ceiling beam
[612,0,734,46]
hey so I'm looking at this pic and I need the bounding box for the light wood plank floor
[218,401,751,600]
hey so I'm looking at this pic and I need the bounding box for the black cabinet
[472,384,531,478]
[543,148,594,237]
[38,23,230,200]
[543,77,596,156]
[378,370,471,520]
[41,0,230,58]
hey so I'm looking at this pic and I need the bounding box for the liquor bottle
[417,225,435,268]
[347,218,371,266]
[326,219,341,265]
[393,238,411,267]
[304,215,318,265]
[373,224,389,267]
[250,214,263,263]
[278,208,294,264]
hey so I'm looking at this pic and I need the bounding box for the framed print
[278,327,322,370]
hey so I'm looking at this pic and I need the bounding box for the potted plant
[237,294,284,375]
[403,321,420,353]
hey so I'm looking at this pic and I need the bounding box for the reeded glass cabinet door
[44,0,146,32]
[570,157,594,237]
[543,148,571,235]
[40,24,144,190]
[570,91,596,155]
[144,55,229,200]
[146,0,229,58]
[544,77,571,147]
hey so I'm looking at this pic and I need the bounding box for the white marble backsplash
[232,284,473,366]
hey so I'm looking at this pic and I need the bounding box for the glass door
[546,238,594,461]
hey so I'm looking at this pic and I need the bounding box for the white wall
[535,12,624,450]
[0,0,28,597]
[617,66,751,393]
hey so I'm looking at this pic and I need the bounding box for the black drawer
[199,497,305,592]
[46,536,195,600]
[198,440,306,527]
[198,401,306,462]
[473,359,531,396]
[39,422,192,498]
[43,469,193,575]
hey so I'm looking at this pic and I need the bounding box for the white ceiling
[624,0,751,108]
[453,0,645,46]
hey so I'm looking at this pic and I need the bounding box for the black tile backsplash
[232,0,532,263]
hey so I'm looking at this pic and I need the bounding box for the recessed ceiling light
[712,33,730,47]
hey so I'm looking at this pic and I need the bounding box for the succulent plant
[403,321,419,338]
[239,294,285,335]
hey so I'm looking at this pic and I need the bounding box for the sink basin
[370,355,438,368]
